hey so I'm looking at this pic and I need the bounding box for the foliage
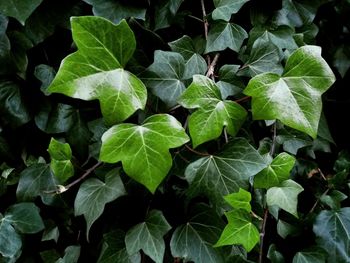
[0,0,349,262]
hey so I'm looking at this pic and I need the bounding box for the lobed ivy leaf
[0,0,43,25]
[100,114,189,193]
[185,138,266,209]
[215,209,259,252]
[178,75,247,147]
[125,210,171,263]
[266,179,304,217]
[0,217,22,259]
[74,169,126,238]
[244,45,336,138]
[254,152,296,189]
[292,247,327,263]
[56,246,81,263]
[313,208,350,263]
[48,16,147,125]
[212,0,250,21]
[154,0,184,30]
[224,188,252,213]
[217,64,244,99]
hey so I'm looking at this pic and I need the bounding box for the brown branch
[308,188,330,215]
[206,53,220,79]
[200,0,208,39]
[269,122,277,156]
[185,144,210,156]
[259,208,269,263]
[234,96,251,103]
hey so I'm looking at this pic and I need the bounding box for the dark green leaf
[56,246,80,263]
[168,35,199,60]
[154,0,184,30]
[212,0,249,21]
[0,217,21,258]
[0,0,43,25]
[333,45,350,78]
[34,64,56,94]
[267,244,285,263]
[217,64,244,99]
[125,210,171,263]
[293,247,327,263]
[334,151,350,173]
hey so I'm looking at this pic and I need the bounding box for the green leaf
[83,0,146,24]
[267,244,285,263]
[56,246,80,263]
[212,0,249,21]
[217,64,244,99]
[333,45,350,78]
[98,230,140,263]
[266,179,304,217]
[48,138,72,161]
[0,0,43,25]
[206,21,248,53]
[244,45,336,138]
[168,35,199,60]
[215,209,259,252]
[178,75,247,147]
[5,203,44,234]
[74,169,126,238]
[154,0,184,30]
[48,16,147,125]
[183,54,207,79]
[125,210,171,263]
[313,208,350,263]
[0,217,22,258]
[100,114,189,193]
[293,247,327,263]
[185,138,266,209]
[254,153,296,189]
[34,64,56,94]
[224,188,252,212]
[170,204,226,263]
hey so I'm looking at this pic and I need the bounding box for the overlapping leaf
[224,188,252,212]
[48,16,147,125]
[244,45,336,138]
[0,0,43,25]
[0,217,21,258]
[212,0,249,21]
[100,114,189,193]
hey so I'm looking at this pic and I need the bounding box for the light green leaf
[125,210,171,263]
[212,0,249,21]
[74,169,126,238]
[0,217,22,258]
[244,45,336,138]
[154,0,184,30]
[313,208,350,263]
[50,159,74,184]
[5,203,44,234]
[0,0,43,25]
[100,114,189,193]
[48,138,72,161]
[185,138,266,209]
[178,75,247,147]
[266,179,304,217]
[83,0,146,24]
[48,16,146,125]
[56,246,80,263]
[293,247,326,263]
[206,21,248,53]
[224,188,252,212]
[254,153,295,189]
[215,209,259,252]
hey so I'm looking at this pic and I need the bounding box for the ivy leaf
[83,0,146,24]
[168,35,200,60]
[185,138,266,209]
[206,21,248,53]
[313,208,350,263]
[56,246,81,263]
[5,203,44,234]
[244,45,336,138]
[212,0,249,21]
[266,179,304,217]
[333,45,350,78]
[254,153,296,189]
[217,64,244,99]
[224,188,252,213]
[170,204,226,263]
[48,16,147,125]
[125,210,171,263]
[0,0,43,25]
[100,114,189,193]
[154,0,184,30]
[183,54,207,79]
[215,209,259,252]
[178,75,247,147]
[0,217,22,258]
[292,247,327,263]
[74,169,126,238]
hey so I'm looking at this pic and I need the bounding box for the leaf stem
[200,0,208,39]
[259,208,269,263]
[185,144,210,156]
[206,53,220,79]
[269,122,277,156]
[223,127,229,143]
[308,188,330,215]
[234,96,251,103]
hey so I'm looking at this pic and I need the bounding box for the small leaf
[100,114,189,193]
[178,75,247,147]
[56,245,81,263]
[244,45,336,138]
[266,179,304,217]
[0,217,22,258]
[125,210,171,263]
[74,169,126,238]
[48,138,72,161]
[0,0,43,25]
[154,0,184,30]
[224,188,252,212]
[206,21,248,53]
[34,64,56,94]
[215,209,259,252]
[5,202,44,234]
[254,153,296,189]
[212,0,249,21]
[267,244,285,263]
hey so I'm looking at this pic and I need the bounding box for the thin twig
[223,127,229,143]
[206,53,220,79]
[187,14,204,23]
[234,96,251,103]
[185,144,210,156]
[269,122,277,156]
[200,0,208,39]
[259,208,269,263]
[308,188,330,215]
[168,104,181,112]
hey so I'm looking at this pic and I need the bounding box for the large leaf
[292,247,326,263]
[100,114,189,193]
[83,0,146,24]
[178,75,247,147]
[215,209,259,252]
[266,179,304,217]
[0,217,22,258]
[48,16,147,125]
[125,210,171,263]
[5,203,44,234]
[206,21,248,53]
[212,0,249,21]
[244,45,336,138]
[313,208,350,263]
[74,169,126,237]
[185,138,266,209]
[254,153,296,189]
[0,0,43,25]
